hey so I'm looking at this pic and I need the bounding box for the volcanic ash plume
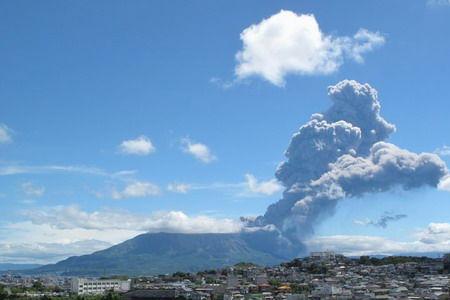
[250,80,448,242]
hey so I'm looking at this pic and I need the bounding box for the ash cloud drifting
[249,80,448,242]
[354,212,408,229]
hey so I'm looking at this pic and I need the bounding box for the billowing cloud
[119,135,155,156]
[308,222,450,256]
[0,124,12,144]
[21,182,45,198]
[354,212,408,228]
[167,183,191,194]
[181,138,216,163]
[235,10,385,86]
[112,181,160,199]
[244,174,282,196]
[248,80,448,242]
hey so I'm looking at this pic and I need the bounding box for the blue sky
[1,0,450,263]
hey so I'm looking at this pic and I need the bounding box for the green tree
[0,285,8,300]
[268,279,281,287]
[444,253,450,273]
[32,281,46,292]
[290,283,310,294]
[102,291,120,300]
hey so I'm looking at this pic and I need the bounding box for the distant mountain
[0,263,42,271]
[32,231,304,276]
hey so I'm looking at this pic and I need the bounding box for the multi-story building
[71,278,131,295]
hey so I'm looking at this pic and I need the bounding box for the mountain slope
[33,231,303,276]
[0,264,42,271]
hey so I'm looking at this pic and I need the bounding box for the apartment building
[71,278,131,295]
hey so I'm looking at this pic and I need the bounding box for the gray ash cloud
[248,80,448,242]
[354,212,408,229]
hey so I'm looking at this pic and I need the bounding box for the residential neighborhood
[1,253,449,300]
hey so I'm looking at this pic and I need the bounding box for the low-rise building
[71,278,131,295]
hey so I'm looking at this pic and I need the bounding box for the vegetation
[98,276,128,281]
[32,232,287,276]
[358,256,437,266]
[306,263,328,274]
[290,283,310,294]
[444,253,450,273]
[0,285,8,300]
[268,279,281,287]
[0,290,121,300]
[281,258,303,268]
[234,262,258,269]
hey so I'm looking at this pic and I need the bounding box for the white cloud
[427,0,450,6]
[307,222,450,256]
[112,181,160,199]
[349,29,386,63]
[0,205,244,263]
[0,240,112,264]
[164,175,281,197]
[0,124,12,144]
[181,138,216,163]
[438,175,450,192]
[0,164,135,178]
[119,135,155,156]
[307,235,407,256]
[244,174,282,196]
[418,222,450,244]
[235,10,385,86]
[167,183,191,194]
[21,182,45,198]
[5,220,141,246]
[22,205,243,234]
[0,219,141,263]
[209,77,235,90]
[435,145,450,157]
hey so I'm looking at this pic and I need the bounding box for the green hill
[32,231,302,276]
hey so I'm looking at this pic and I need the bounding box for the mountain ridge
[31,231,303,276]
[0,263,43,272]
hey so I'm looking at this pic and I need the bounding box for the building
[71,278,131,295]
[122,289,178,300]
[310,251,336,261]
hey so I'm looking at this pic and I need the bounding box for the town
[1,252,449,300]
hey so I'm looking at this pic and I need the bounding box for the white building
[310,251,336,261]
[71,278,131,295]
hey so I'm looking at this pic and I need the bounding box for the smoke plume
[250,80,448,242]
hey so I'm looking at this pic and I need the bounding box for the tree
[359,256,371,265]
[444,253,450,273]
[290,283,310,294]
[268,279,281,287]
[0,285,8,300]
[102,290,120,300]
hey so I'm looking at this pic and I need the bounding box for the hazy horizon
[1,0,450,265]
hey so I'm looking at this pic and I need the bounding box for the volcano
[32,230,303,276]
